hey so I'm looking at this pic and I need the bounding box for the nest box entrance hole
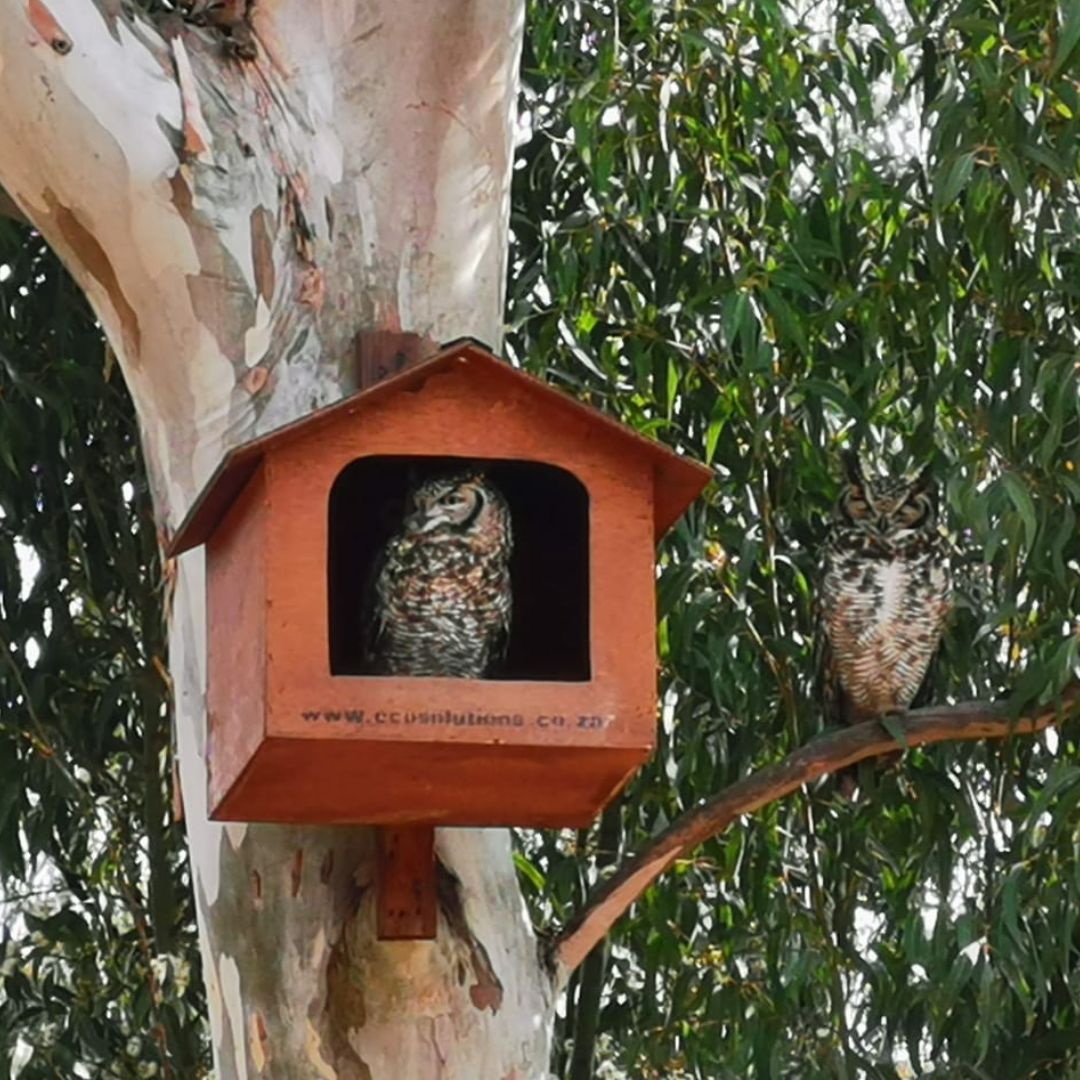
[327,456,591,680]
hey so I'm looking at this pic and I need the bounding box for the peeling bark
[0,1,550,1075]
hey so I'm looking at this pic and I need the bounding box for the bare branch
[550,684,1080,985]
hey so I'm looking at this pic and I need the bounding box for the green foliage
[508,0,1080,1076]
[0,227,208,1075]
[3,1,1080,1077]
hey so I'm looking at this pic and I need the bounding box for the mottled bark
[0,1,550,1075]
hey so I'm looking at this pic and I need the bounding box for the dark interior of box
[327,456,591,681]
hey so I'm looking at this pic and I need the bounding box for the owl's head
[837,452,938,536]
[403,471,512,547]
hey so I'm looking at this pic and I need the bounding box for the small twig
[112,836,175,1080]
[0,625,92,801]
[549,684,1080,986]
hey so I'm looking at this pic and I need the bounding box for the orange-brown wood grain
[376,826,437,940]
[215,740,647,827]
[206,464,268,811]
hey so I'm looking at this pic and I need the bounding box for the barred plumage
[819,453,951,728]
[366,471,512,678]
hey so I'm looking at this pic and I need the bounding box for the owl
[818,452,951,734]
[365,470,513,678]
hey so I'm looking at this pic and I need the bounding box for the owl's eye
[898,497,930,527]
[437,493,460,506]
[844,494,871,519]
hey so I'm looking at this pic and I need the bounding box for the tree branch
[549,684,1080,985]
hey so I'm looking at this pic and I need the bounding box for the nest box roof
[167,338,712,557]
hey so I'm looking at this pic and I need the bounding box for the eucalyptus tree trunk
[0,2,551,1074]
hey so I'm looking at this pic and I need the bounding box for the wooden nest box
[169,339,710,828]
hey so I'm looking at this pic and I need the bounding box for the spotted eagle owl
[366,471,513,678]
[819,453,951,731]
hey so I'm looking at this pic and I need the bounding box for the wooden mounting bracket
[376,826,437,940]
[354,329,436,391]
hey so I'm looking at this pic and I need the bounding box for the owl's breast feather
[823,540,950,713]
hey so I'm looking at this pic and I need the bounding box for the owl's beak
[406,508,447,534]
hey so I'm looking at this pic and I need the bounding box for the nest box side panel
[206,464,269,816]
[262,446,336,730]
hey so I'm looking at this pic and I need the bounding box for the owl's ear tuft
[841,451,865,490]
[910,461,936,495]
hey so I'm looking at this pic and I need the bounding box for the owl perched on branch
[818,452,951,742]
[366,471,513,678]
